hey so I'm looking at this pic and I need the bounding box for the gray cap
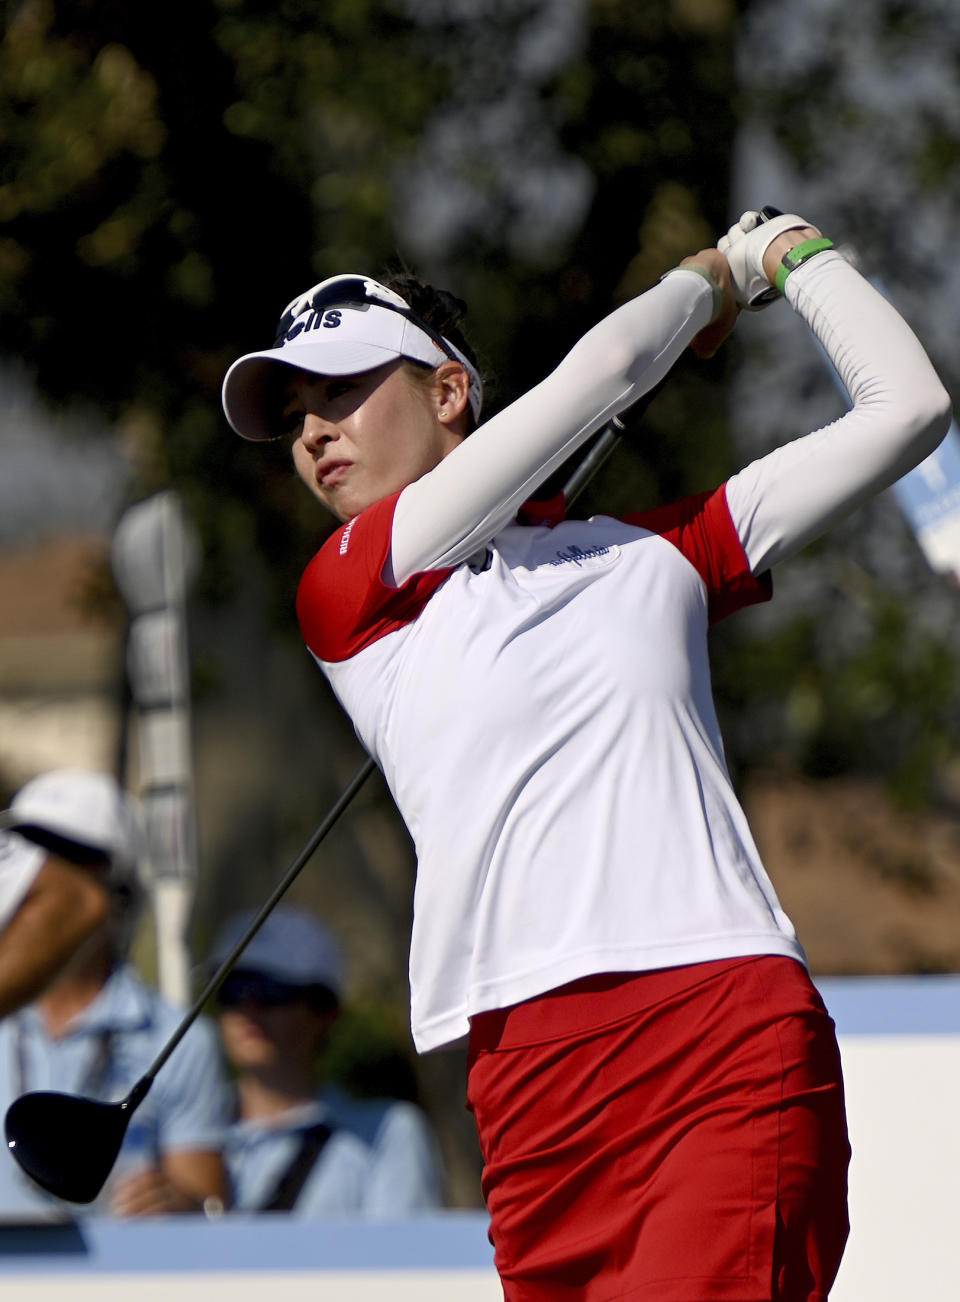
[210,905,344,998]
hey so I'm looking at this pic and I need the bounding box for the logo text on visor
[282,309,344,343]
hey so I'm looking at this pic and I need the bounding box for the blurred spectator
[212,905,445,1216]
[0,824,110,1019]
[0,769,228,1217]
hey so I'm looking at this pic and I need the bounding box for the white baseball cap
[221,273,483,442]
[0,769,144,865]
[210,905,344,999]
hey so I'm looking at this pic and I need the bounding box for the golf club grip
[560,420,622,504]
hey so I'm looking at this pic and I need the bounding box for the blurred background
[1,0,959,1207]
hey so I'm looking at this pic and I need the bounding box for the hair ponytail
[383,274,480,375]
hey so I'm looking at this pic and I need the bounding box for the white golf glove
[718,210,818,310]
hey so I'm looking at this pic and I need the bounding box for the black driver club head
[5,1089,135,1204]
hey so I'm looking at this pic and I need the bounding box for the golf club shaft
[131,399,651,1100]
[139,760,375,1090]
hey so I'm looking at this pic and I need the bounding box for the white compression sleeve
[389,269,715,585]
[726,251,952,575]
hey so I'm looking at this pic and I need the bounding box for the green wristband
[661,264,723,323]
[774,237,835,295]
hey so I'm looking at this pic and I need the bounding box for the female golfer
[222,212,950,1301]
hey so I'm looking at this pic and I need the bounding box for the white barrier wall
[819,977,960,1302]
[1,976,957,1301]
[0,1216,501,1300]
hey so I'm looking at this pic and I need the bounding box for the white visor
[222,299,482,441]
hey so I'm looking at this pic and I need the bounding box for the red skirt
[467,956,850,1302]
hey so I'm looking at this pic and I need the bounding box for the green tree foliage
[741,0,960,306]
[400,0,741,515]
[0,0,744,599]
[0,0,448,607]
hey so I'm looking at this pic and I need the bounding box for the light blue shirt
[0,963,228,1217]
[225,1085,445,1217]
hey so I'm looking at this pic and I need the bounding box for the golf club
[3,409,634,1205]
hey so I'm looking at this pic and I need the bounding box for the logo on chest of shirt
[546,541,619,569]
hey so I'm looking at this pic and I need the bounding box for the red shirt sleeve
[296,492,453,663]
[623,484,772,624]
